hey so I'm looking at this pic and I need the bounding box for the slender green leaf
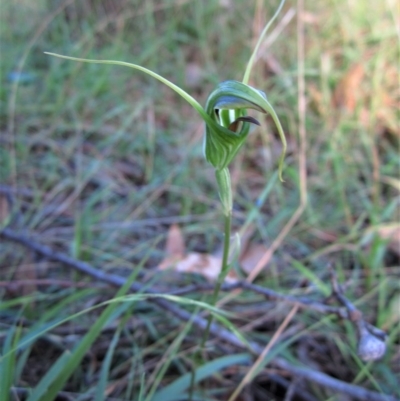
[26,267,142,401]
[151,353,252,401]
[26,351,72,401]
[94,327,121,401]
[242,0,286,84]
[44,53,209,122]
[291,260,331,296]
[0,324,21,401]
[144,314,197,401]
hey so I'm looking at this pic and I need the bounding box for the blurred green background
[1,0,399,399]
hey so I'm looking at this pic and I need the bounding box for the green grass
[1,0,399,400]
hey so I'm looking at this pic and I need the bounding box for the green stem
[189,168,233,399]
[202,205,232,340]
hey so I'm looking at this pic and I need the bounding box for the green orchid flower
[45,2,288,394]
[44,53,286,217]
[202,79,286,215]
[44,53,286,181]
[204,80,286,176]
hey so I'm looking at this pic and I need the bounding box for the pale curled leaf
[333,63,365,112]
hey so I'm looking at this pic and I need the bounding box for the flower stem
[189,168,233,399]
[202,202,232,342]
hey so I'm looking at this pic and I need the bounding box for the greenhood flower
[44,54,286,180]
[203,80,286,177]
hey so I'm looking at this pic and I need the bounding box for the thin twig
[168,281,348,318]
[0,227,250,350]
[274,358,397,401]
[1,228,397,401]
[0,279,106,289]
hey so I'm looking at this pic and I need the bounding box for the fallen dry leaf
[239,243,270,274]
[158,224,282,282]
[376,91,400,139]
[165,223,185,257]
[333,63,365,112]
[159,252,238,283]
[158,224,238,283]
[376,224,400,256]
[362,223,400,256]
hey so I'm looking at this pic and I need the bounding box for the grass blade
[26,270,141,401]
[151,353,252,401]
